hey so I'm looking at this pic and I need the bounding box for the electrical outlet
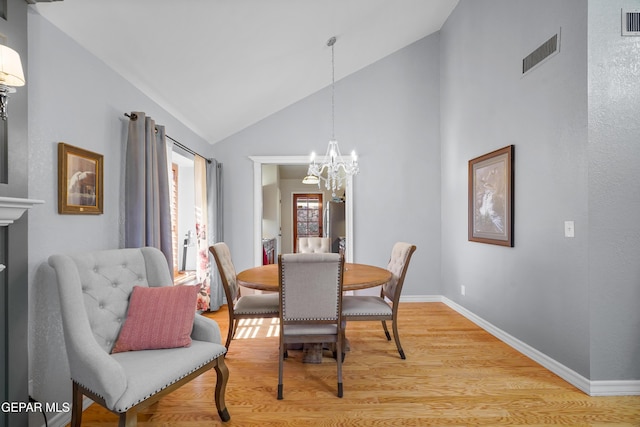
[461,285,466,296]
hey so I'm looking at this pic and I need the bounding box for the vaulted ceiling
[33,0,458,144]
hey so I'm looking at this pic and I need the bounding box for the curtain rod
[124,112,211,162]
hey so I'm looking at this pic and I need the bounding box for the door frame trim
[250,155,353,265]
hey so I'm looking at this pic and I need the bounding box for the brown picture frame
[58,143,103,214]
[468,145,514,247]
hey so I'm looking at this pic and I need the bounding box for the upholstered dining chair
[297,236,331,253]
[277,253,345,399]
[342,242,417,359]
[210,242,280,350]
[48,247,230,427]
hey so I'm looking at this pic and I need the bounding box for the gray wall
[441,0,590,378]
[27,10,213,422]
[587,0,640,381]
[213,34,442,296]
[441,0,639,382]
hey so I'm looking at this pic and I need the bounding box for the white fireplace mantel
[0,196,44,226]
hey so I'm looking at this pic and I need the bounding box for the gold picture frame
[58,143,103,214]
[468,145,514,247]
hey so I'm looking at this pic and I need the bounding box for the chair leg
[277,384,283,400]
[225,319,235,350]
[391,320,406,359]
[336,336,343,398]
[70,382,83,427]
[340,328,347,362]
[213,355,231,421]
[278,341,285,400]
[381,320,392,340]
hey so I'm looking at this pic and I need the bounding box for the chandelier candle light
[307,36,359,197]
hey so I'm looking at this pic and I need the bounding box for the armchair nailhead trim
[112,351,226,412]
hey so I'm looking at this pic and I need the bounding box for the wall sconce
[0,45,25,121]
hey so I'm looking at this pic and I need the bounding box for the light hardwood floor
[73,302,640,426]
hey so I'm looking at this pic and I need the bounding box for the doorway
[250,155,354,265]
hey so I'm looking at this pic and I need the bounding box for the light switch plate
[564,221,575,238]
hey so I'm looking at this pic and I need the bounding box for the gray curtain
[207,159,224,310]
[125,112,174,276]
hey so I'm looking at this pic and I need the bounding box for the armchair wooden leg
[70,382,83,427]
[118,411,137,427]
[214,355,231,421]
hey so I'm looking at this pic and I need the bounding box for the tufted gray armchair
[48,247,230,426]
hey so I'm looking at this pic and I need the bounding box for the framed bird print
[468,145,514,247]
[58,142,103,214]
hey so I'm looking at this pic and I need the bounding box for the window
[171,163,179,276]
[293,193,323,253]
[171,151,196,284]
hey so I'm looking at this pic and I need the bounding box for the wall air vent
[522,32,560,76]
[622,9,640,36]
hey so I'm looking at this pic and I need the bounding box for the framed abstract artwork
[58,142,103,214]
[468,145,514,247]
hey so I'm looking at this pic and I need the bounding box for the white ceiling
[32,0,458,145]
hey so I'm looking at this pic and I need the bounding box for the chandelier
[307,36,358,197]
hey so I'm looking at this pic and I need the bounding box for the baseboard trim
[589,380,640,396]
[400,294,442,303]
[400,295,640,396]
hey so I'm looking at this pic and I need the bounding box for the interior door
[293,193,323,253]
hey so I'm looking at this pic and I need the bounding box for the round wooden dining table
[236,262,392,292]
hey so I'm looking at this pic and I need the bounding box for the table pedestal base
[302,343,324,364]
[295,340,351,364]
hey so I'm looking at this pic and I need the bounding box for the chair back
[381,242,417,302]
[298,237,331,253]
[278,253,344,324]
[48,247,172,355]
[210,242,240,304]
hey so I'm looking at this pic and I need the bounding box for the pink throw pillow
[111,285,199,353]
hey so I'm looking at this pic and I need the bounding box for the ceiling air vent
[622,9,640,36]
[522,32,560,75]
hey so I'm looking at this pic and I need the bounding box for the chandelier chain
[330,37,335,140]
[307,36,359,197]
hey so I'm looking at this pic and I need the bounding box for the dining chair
[342,242,417,359]
[297,237,331,253]
[277,253,345,399]
[210,242,280,351]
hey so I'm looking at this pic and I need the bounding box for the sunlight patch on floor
[236,317,280,339]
